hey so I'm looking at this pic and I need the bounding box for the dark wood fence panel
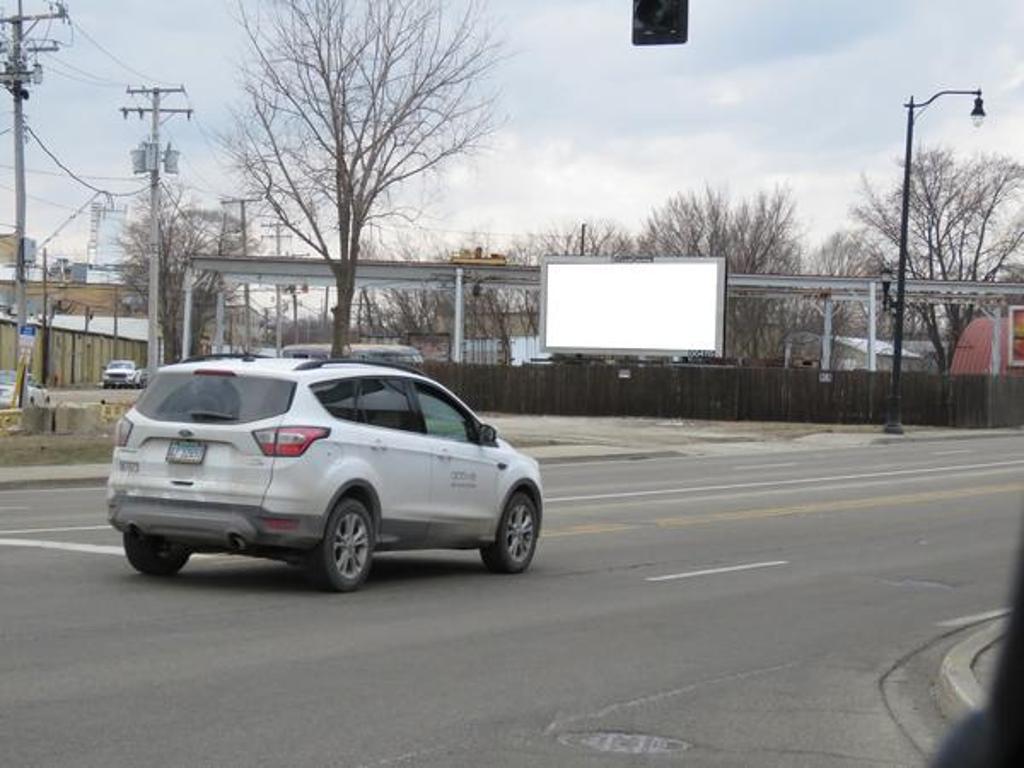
[422,363,1024,429]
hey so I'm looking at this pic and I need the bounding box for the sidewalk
[937,618,1006,721]
[0,463,112,489]
[484,414,1023,462]
[2,415,1020,489]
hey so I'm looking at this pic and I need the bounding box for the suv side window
[359,378,422,433]
[311,379,360,422]
[414,382,475,443]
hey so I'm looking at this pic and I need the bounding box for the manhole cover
[558,731,691,755]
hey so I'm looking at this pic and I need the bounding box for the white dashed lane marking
[646,560,789,583]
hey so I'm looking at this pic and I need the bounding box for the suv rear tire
[307,497,375,592]
[123,531,191,576]
[481,492,538,574]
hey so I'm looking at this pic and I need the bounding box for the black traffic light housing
[633,0,688,46]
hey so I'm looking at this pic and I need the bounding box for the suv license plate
[167,440,206,465]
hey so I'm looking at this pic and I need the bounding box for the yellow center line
[542,482,1024,539]
[543,467,1024,518]
[544,523,640,538]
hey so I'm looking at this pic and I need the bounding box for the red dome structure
[950,317,1022,376]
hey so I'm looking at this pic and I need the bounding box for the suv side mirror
[478,423,498,446]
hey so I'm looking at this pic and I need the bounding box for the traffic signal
[632,0,688,46]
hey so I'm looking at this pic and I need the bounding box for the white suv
[107,357,543,591]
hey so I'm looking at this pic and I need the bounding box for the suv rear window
[136,372,295,424]
[311,377,422,433]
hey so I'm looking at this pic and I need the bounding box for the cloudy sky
[4,0,1024,260]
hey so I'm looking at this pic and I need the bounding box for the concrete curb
[536,450,682,465]
[936,618,1006,721]
[0,475,108,491]
[873,428,1024,446]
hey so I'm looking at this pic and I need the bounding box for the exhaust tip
[226,533,248,552]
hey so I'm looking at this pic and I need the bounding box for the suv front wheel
[307,497,375,592]
[481,492,539,574]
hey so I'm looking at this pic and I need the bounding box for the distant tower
[87,202,103,265]
[88,202,128,268]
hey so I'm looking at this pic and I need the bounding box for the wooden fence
[0,321,146,387]
[423,363,1024,429]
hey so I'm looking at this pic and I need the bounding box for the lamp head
[971,94,986,128]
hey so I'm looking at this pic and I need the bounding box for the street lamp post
[884,89,985,435]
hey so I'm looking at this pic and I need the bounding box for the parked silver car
[102,360,147,389]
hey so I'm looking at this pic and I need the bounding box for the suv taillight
[115,417,134,447]
[253,426,330,457]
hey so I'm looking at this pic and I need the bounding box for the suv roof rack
[292,357,424,375]
[181,353,270,363]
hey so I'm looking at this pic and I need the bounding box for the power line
[41,52,127,89]
[26,125,146,198]
[38,191,102,249]
[0,180,81,211]
[0,162,135,182]
[70,19,178,88]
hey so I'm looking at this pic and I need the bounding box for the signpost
[12,324,36,408]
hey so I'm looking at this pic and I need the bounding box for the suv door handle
[372,438,387,452]
[437,448,452,462]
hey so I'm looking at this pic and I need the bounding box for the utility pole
[263,220,288,355]
[0,1,67,403]
[112,281,119,358]
[222,197,260,351]
[122,86,192,375]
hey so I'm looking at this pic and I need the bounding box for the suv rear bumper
[108,494,323,551]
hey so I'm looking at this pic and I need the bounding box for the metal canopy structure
[191,255,1024,301]
[185,255,1024,369]
[190,256,539,290]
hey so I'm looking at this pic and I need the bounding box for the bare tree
[229,0,501,354]
[640,186,803,359]
[514,220,636,260]
[854,148,1024,372]
[809,230,874,278]
[120,187,238,363]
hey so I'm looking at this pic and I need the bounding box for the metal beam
[188,256,1024,304]
[453,267,464,363]
[821,296,833,371]
[867,282,877,372]
[181,269,194,361]
[213,292,225,354]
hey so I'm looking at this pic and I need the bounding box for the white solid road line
[547,458,1024,503]
[932,449,972,456]
[0,525,110,535]
[936,608,1010,628]
[0,538,124,556]
[646,560,789,583]
[734,462,798,471]
[0,537,218,560]
[0,485,105,496]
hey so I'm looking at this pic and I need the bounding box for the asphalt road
[2,437,1023,767]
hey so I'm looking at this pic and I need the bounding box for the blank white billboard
[541,258,726,356]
